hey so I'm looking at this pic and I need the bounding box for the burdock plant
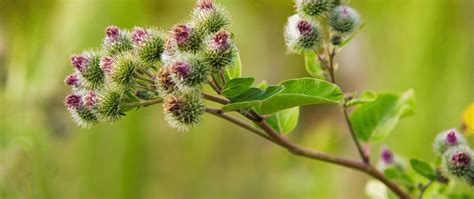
[63,0,473,198]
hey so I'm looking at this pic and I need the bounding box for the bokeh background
[0,0,473,198]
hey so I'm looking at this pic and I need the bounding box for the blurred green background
[0,0,473,198]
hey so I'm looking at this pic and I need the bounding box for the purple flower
[210,30,230,51]
[100,56,114,74]
[451,151,471,168]
[297,20,313,35]
[171,24,192,46]
[65,94,82,108]
[70,54,89,72]
[446,130,458,145]
[380,147,394,165]
[64,74,79,86]
[83,91,97,108]
[171,61,191,78]
[197,0,214,10]
[131,27,149,45]
[105,26,120,42]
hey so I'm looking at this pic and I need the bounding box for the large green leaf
[224,50,242,81]
[222,86,284,111]
[410,159,437,180]
[304,50,323,78]
[258,78,344,114]
[221,77,255,98]
[266,107,299,134]
[350,90,416,142]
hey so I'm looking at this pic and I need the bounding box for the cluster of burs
[63,0,233,131]
[284,0,360,53]
[433,129,474,186]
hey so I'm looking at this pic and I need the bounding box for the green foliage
[410,159,437,180]
[222,86,284,111]
[350,89,416,142]
[345,90,377,107]
[383,167,414,187]
[224,50,242,81]
[258,78,344,114]
[266,107,300,134]
[304,50,324,78]
[221,77,255,98]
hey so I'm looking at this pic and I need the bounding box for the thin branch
[202,93,229,104]
[208,80,221,94]
[121,98,163,109]
[204,108,274,142]
[417,180,433,199]
[342,106,370,163]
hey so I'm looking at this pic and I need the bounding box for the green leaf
[345,91,377,107]
[258,78,344,114]
[304,50,323,78]
[266,107,299,134]
[222,86,284,112]
[383,167,415,187]
[350,89,416,142]
[221,77,255,98]
[224,50,242,81]
[410,159,437,180]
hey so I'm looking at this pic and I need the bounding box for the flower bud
[103,26,134,55]
[65,93,98,128]
[76,51,105,89]
[170,24,203,52]
[433,129,467,156]
[203,29,235,71]
[135,28,165,65]
[110,53,138,90]
[169,55,210,92]
[380,147,394,165]
[295,0,334,17]
[284,14,321,53]
[96,89,124,122]
[163,92,204,131]
[157,66,176,95]
[192,0,229,33]
[443,147,473,177]
[64,74,79,86]
[328,5,360,35]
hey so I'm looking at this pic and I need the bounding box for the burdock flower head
[103,26,134,55]
[157,66,176,96]
[192,0,229,33]
[380,147,394,165]
[163,92,204,131]
[131,27,150,46]
[100,56,114,75]
[443,147,473,178]
[170,24,203,52]
[132,27,166,65]
[295,0,334,17]
[70,51,105,89]
[169,55,210,92]
[328,5,360,35]
[433,129,467,156]
[70,54,89,72]
[64,93,98,128]
[284,14,322,53]
[203,29,235,71]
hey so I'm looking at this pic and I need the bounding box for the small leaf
[258,78,344,114]
[266,107,299,134]
[350,89,416,142]
[222,86,284,112]
[410,159,437,180]
[345,91,377,107]
[221,77,255,98]
[224,50,242,81]
[304,50,323,78]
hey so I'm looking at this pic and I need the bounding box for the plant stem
[121,98,163,109]
[417,180,433,199]
[202,93,230,104]
[204,108,274,142]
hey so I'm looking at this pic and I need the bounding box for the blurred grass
[0,0,473,198]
